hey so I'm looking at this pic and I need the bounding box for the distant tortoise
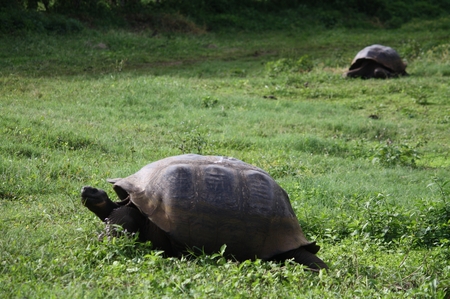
[344,44,408,79]
[81,154,328,270]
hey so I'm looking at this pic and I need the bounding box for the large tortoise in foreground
[344,44,408,79]
[81,154,328,270]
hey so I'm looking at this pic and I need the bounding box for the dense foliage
[1,0,450,33]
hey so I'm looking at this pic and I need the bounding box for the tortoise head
[81,186,118,221]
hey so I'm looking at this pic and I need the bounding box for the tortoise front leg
[108,206,178,257]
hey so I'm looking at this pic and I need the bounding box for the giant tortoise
[344,44,408,79]
[81,154,328,270]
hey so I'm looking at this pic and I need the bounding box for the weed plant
[1,17,450,298]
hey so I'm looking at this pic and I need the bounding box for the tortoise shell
[352,44,406,72]
[345,44,407,78]
[108,154,313,261]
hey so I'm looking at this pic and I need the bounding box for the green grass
[1,18,450,298]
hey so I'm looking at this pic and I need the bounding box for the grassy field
[1,17,450,298]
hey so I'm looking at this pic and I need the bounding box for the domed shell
[350,44,406,73]
[109,154,313,260]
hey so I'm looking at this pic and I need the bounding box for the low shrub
[370,141,421,167]
[0,9,84,35]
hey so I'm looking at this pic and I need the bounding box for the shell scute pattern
[161,164,196,209]
[244,170,275,216]
[203,165,238,209]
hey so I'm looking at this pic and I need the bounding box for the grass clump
[265,55,314,77]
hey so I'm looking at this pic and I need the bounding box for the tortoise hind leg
[271,246,328,271]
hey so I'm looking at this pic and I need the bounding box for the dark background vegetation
[1,0,450,34]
